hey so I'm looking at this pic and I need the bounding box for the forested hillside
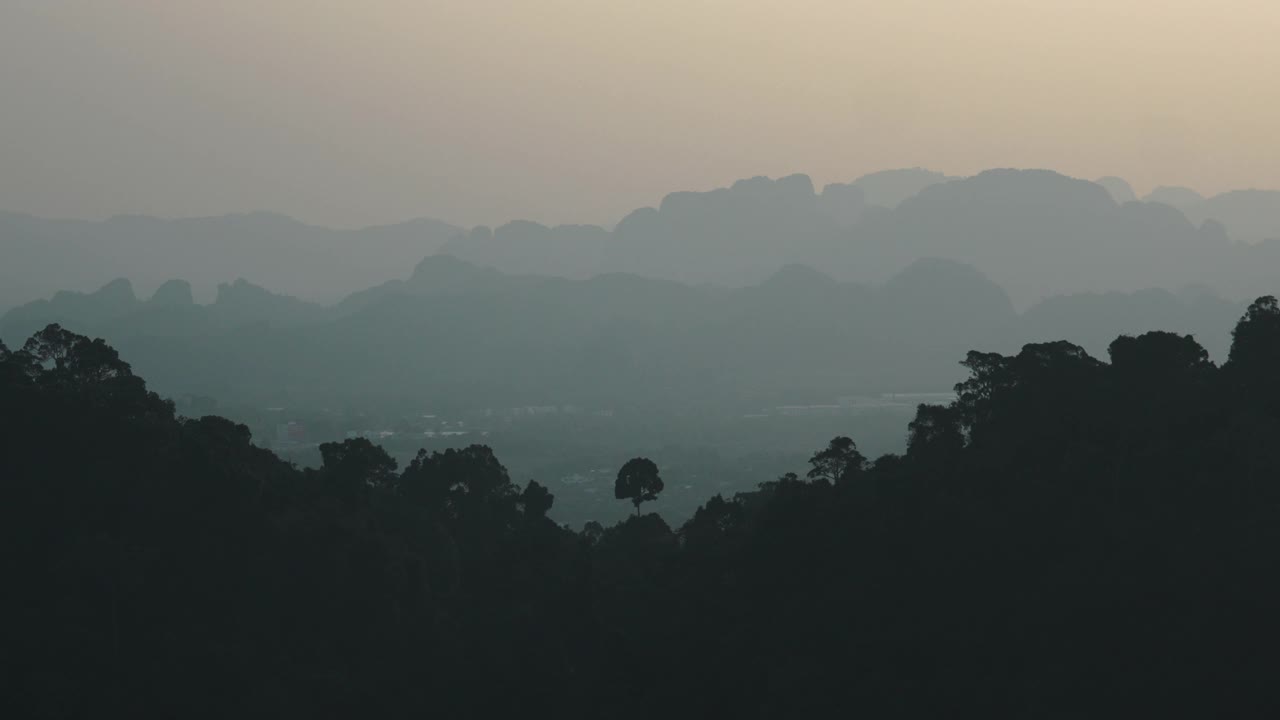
[5,299,1280,716]
[0,255,1245,414]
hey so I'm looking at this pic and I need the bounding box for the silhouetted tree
[615,457,663,515]
[21,323,135,386]
[582,520,605,545]
[399,444,514,513]
[1109,331,1213,379]
[806,436,865,485]
[906,404,964,460]
[12,307,1280,718]
[1228,295,1280,369]
[318,437,398,491]
[1226,296,1280,417]
[954,349,1011,430]
[520,480,554,519]
[681,493,743,549]
[0,338,32,384]
[21,323,80,365]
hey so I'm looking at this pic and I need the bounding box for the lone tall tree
[615,457,664,515]
[807,436,866,485]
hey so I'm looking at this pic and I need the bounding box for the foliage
[614,457,664,514]
[805,435,866,485]
[7,304,1280,716]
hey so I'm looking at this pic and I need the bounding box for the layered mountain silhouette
[1143,185,1205,209]
[437,169,1280,306]
[0,275,326,343]
[7,167,1280,315]
[1183,189,1280,245]
[0,210,461,312]
[1095,176,1137,204]
[1,255,1242,413]
[850,167,956,208]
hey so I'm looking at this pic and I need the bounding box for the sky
[2,0,1278,229]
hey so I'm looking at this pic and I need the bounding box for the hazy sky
[2,1,1278,228]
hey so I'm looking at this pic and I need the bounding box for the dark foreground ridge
[5,299,1280,717]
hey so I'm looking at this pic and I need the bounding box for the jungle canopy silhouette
[5,299,1280,716]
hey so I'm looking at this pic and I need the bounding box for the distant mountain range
[440,169,1280,306]
[0,211,461,312]
[0,254,1244,414]
[7,168,1280,314]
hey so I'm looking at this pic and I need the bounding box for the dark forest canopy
[6,299,1280,717]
